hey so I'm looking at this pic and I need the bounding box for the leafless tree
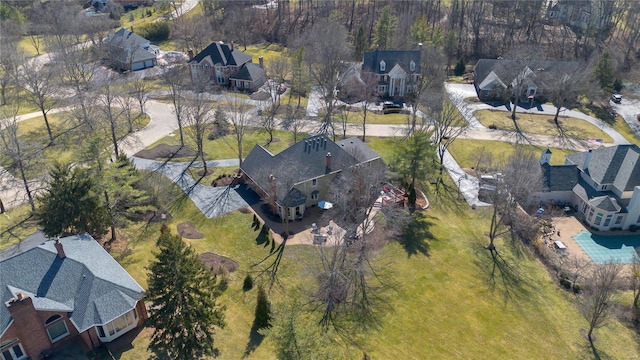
[406,46,447,134]
[15,61,60,145]
[172,13,212,54]
[297,18,352,138]
[341,70,378,142]
[182,86,215,175]
[129,78,150,115]
[577,262,622,344]
[430,93,469,168]
[224,96,254,167]
[260,55,291,144]
[0,106,36,211]
[543,62,592,125]
[0,32,21,107]
[96,76,126,157]
[164,66,187,147]
[630,253,640,318]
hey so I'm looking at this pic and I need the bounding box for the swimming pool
[573,231,640,264]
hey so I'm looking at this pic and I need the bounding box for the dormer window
[380,60,386,72]
[410,60,416,72]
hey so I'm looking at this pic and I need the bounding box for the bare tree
[543,62,592,125]
[630,253,640,317]
[224,96,254,167]
[341,70,378,142]
[164,66,187,147]
[129,78,150,115]
[172,13,212,54]
[430,93,469,168]
[260,55,291,144]
[0,32,21,107]
[182,88,215,175]
[577,262,622,344]
[406,46,447,134]
[15,61,60,145]
[96,76,126,157]
[297,18,352,137]
[0,106,36,211]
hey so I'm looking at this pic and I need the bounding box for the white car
[611,94,622,103]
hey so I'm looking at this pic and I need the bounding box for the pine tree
[35,162,109,238]
[595,51,615,92]
[354,25,367,60]
[254,285,272,330]
[374,6,397,49]
[146,225,226,359]
[454,58,466,76]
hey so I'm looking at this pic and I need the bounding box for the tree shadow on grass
[242,322,266,358]
[396,212,435,257]
[474,245,533,304]
[576,337,615,360]
[433,175,466,212]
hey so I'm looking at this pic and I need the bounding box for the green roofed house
[240,134,384,220]
[0,234,146,359]
[534,145,640,231]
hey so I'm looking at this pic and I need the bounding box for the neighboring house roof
[241,135,379,203]
[477,71,507,91]
[541,163,579,191]
[362,50,421,74]
[105,28,150,49]
[566,144,640,190]
[336,138,381,163]
[230,63,266,82]
[190,42,252,67]
[0,234,144,335]
[105,28,156,64]
[474,59,579,91]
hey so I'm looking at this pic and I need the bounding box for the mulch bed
[198,252,239,275]
[144,208,172,223]
[177,221,203,239]
[250,91,271,101]
[135,144,199,160]
[213,175,235,187]
[197,169,214,177]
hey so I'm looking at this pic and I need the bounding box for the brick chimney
[258,56,264,69]
[54,239,66,259]
[582,149,593,171]
[6,293,53,358]
[326,152,332,172]
[231,41,234,51]
[187,48,194,60]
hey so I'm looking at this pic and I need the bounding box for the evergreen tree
[354,25,367,60]
[410,15,430,46]
[454,58,466,76]
[254,285,272,330]
[374,5,396,49]
[392,130,436,208]
[146,225,226,359]
[35,163,109,238]
[595,51,615,92]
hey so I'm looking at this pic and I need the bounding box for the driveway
[611,98,640,139]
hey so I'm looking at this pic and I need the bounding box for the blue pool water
[573,231,640,264]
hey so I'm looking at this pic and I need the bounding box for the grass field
[475,109,614,143]
[109,163,640,359]
[334,111,410,125]
[243,44,287,65]
[0,204,38,251]
[449,139,579,169]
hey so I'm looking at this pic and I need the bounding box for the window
[377,85,387,93]
[244,82,249,89]
[602,184,608,190]
[588,208,594,221]
[311,193,318,200]
[380,60,386,72]
[1,340,26,360]
[615,215,623,225]
[105,309,137,336]
[410,60,415,72]
[603,214,613,227]
[203,64,210,71]
[236,80,242,88]
[581,201,588,213]
[594,212,603,226]
[45,315,69,343]
[312,179,317,187]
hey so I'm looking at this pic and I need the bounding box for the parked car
[611,94,622,103]
[382,101,403,114]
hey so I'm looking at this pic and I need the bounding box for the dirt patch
[268,137,281,143]
[199,252,239,274]
[197,169,214,177]
[135,144,198,159]
[177,221,203,239]
[144,208,172,223]
[251,91,271,101]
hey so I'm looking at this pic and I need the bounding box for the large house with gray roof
[0,234,146,359]
[105,28,158,71]
[240,134,383,220]
[362,50,421,98]
[188,41,266,91]
[534,145,640,231]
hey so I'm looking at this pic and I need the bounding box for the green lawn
[144,129,308,161]
[335,111,410,125]
[609,114,640,146]
[449,139,578,169]
[243,44,287,65]
[119,5,167,30]
[475,109,614,143]
[111,165,640,359]
[17,36,43,57]
[0,205,38,251]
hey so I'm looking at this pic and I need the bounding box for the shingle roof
[474,59,579,89]
[105,28,149,49]
[336,138,381,163]
[566,145,640,190]
[0,234,144,334]
[105,28,156,64]
[541,163,579,191]
[241,135,379,198]
[190,42,252,67]
[230,63,266,82]
[362,50,420,74]
[589,196,621,212]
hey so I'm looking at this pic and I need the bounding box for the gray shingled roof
[589,196,621,212]
[362,50,420,74]
[541,163,579,191]
[105,28,149,49]
[0,234,144,335]
[190,42,252,67]
[474,59,579,90]
[241,135,379,199]
[336,138,381,163]
[230,63,266,82]
[566,145,640,190]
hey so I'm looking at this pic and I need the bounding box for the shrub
[488,123,497,130]
[613,78,624,92]
[559,277,572,290]
[243,274,254,291]
[454,58,466,76]
[254,285,272,330]
[138,21,170,42]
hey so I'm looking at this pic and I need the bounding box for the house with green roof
[535,145,640,230]
[240,134,384,220]
[0,234,146,359]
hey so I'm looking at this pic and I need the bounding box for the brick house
[0,234,146,359]
[361,49,421,98]
[188,41,266,91]
[240,134,384,220]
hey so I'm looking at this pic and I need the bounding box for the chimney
[583,149,593,171]
[16,292,23,301]
[259,56,264,69]
[188,48,194,60]
[231,41,234,51]
[326,152,332,172]
[54,239,66,259]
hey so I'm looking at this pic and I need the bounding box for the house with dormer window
[533,145,640,231]
[361,50,421,98]
[0,234,146,359]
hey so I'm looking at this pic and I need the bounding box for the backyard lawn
[448,139,578,169]
[475,109,614,143]
[0,204,37,251]
[335,111,410,125]
[108,169,640,360]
